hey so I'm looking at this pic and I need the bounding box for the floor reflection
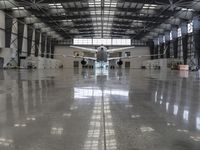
[0,68,200,149]
[152,76,200,143]
[0,74,57,149]
[81,69,126,150]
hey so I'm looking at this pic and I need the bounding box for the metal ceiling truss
[0,0,199,41]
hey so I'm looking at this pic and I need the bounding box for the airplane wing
[107,46,135,53]
[108,47,167,61]
[82,57,96,61]
[52,54,75,57]
[72,56,97,61]
[70,46,97,53]
[52,53,97,61]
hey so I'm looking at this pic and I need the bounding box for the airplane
[68,45,167,67]
[23,45,167,69]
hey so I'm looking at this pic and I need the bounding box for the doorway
[74,61,79,68]
[125,62,130,68]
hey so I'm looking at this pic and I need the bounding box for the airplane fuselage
[81,45,123,66]
[96,46,108,62]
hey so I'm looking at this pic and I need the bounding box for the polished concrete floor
[0,68,200,150]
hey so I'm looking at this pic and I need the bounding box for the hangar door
[0,57,4,69]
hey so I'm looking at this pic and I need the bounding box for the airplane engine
[117,59,123,66]
[81,59,88,66]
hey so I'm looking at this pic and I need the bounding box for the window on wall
[178,38,183,59]
[132,40,147,46]
[188,22,193,33]
[73,38,131,46]
[112,39,131,45]
[178,28,182,37]
[163,36,166,43]
[170,31,173,40]
[158,38,160,45]
[170,42,173,58]
[112,39,121,45]
[74,38,92,45]
[93,39,101,45]
[102,39,112,45]
[187,34,194,59]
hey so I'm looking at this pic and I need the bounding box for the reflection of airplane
[69,45,167,67]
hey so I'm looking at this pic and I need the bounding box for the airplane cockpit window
[74,51,84,57]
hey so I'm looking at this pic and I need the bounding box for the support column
[160,43,164,58]
[41,33,46,57]
[0,11,5,48]
[38,33,42,56]
[22,24,28,56]
[166,41,170,58]
[51,39,55,59]
[172,27,178,58]
[181,22,188,64]
[35,29,40,57]
[193,16,200,66]
[46,37,51,58]
[153,38,159,59]
[5,12,12,48]
[149,39,154,60]
[165,31,170,58]
[17,18,25,66]
[159,35,164,59]
[27,24,33,57]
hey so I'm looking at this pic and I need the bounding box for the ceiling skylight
[12,7,24,10]
[88,0,117,37]
[143,4,158,9]
[49,3,63,8]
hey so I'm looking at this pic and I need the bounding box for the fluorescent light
[144,4,150,6]
[12,7,24,10]
[149,6,156,9]
[62,19,72,22]
[143,4,157,9]
[49,3,61,6]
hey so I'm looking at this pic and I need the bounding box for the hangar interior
[0,0,200,150]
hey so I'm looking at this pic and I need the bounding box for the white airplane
[69,45,167,66]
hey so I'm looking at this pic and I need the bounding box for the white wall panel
[10,18,18,59]
[54,46,82,68]
[38,33,42,56]
[0,48,14,67]
[121,47,150,69]
[31,29,35,55]
[22,24,27,56]
[0,10,5,48]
